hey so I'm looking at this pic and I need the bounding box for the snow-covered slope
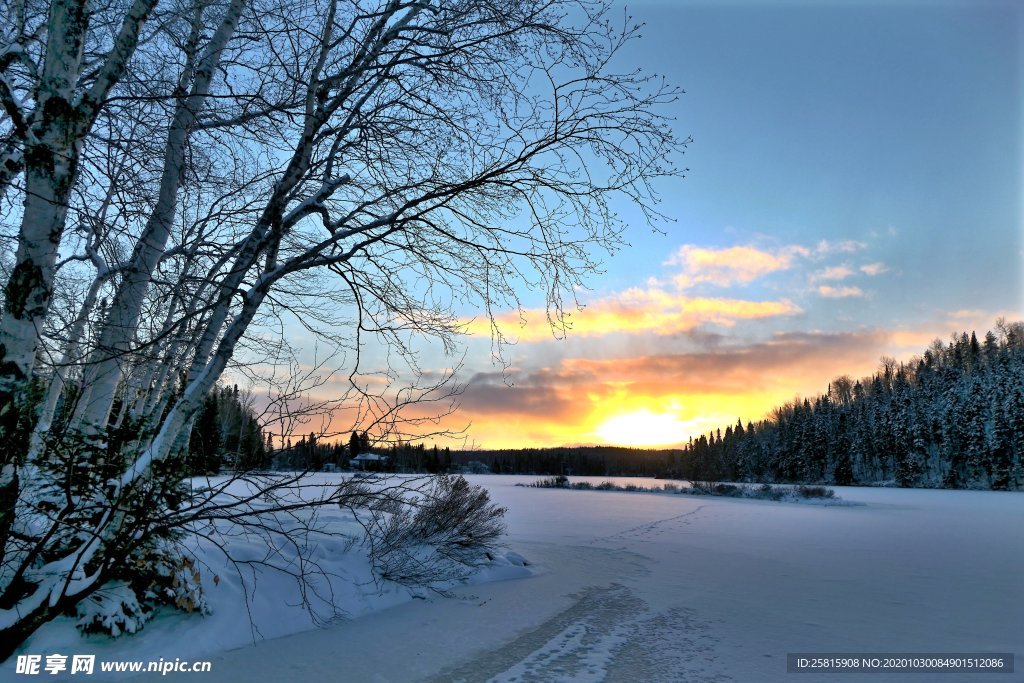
[5,474,530,681]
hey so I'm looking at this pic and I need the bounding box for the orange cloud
[461,238,890,343]
[462,288,801,341]
[425,328,911,448]
[313,317,1017,449]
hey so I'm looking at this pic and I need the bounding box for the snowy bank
[170,477,1022,683]
[9,476,1022,683]
[5,474,532,681]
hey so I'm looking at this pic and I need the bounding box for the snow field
[8,475,1022,682]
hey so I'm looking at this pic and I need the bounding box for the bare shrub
[755,483,786,501]
[795,485,836,499]
[357,476,507,587]
[524,475,570,488]
[691,480,716,494]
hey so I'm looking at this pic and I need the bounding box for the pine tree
[188,394,222,474]
[832,413,854,485]
[990,396,1013,490]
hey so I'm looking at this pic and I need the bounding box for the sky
[285,0,1023,450]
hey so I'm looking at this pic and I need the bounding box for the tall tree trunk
[26,269,106,462]
[0,0,92,563]
[73,0,246,438]
[0,0,157,565]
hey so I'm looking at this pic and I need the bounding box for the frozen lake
[187,476,1024,682]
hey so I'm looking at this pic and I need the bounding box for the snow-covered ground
[7,476,1023,682]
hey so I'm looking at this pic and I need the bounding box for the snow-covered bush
[756,483,787,501]
[74,542,209,638]
[794,485,835,499]
[690,480,715,494]
[357,476,507,587]
[527,475,570,488]
[76,583,152,638]
[520,476,841,504]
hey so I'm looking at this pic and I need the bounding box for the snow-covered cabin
[349,452,388,470]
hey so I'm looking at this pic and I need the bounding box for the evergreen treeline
[187,384,269,473]
[271,431,351,471]
[678,321,1024,490]
[266,434,455,472]
[448,446,680,477]
[386,441,454,473]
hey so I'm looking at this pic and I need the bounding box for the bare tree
[0,0,685,652]
[829,375,854,406]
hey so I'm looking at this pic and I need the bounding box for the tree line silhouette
[679,320,1024,489]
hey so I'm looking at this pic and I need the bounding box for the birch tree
[0,0,161,568]
[0,0,685,651]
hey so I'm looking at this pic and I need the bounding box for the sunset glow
[461,290,802,342]
[592,409,698,447]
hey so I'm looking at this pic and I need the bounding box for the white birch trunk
[124,282,271,482]
[26,270,106,461]
[0,0,86,390]
[0,0,156,398]
[72,0,246,437]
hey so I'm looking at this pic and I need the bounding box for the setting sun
[592,409,693,447]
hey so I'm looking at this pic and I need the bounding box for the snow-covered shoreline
[5,474,532,681]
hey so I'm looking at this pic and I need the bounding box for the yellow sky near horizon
[438,325,948,450]
[290,299,1012,451]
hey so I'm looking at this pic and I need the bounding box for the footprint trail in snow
[427,583,729,683]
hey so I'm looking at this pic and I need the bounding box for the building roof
[351,452,387,462]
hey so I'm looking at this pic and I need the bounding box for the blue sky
[612,0,1021,309]
[306,0,1023,448]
